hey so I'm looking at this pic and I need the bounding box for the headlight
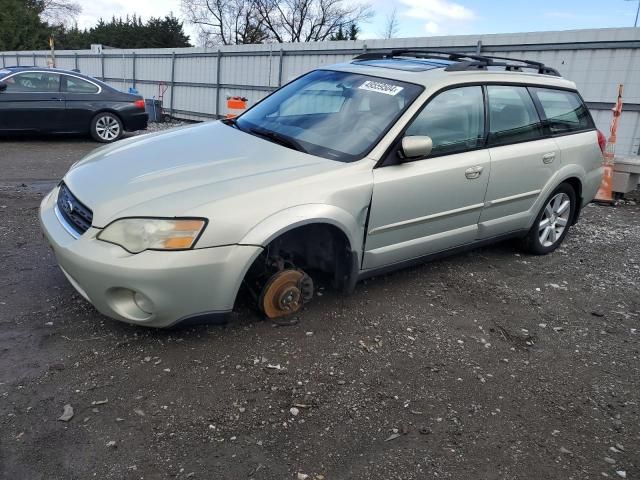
[97,218,207,254]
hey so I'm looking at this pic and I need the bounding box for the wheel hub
[259,269,314,319]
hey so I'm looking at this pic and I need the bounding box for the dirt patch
[0,137,638,479]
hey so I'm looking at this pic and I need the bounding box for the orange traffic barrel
[226,96,248,118]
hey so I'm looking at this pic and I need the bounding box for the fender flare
[524,165,587,230]
[239,203,365,262]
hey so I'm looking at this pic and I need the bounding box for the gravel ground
[0,129,639,480]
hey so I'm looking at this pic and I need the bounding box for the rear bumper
[122,111,148,131]
[39,188,262,328]
[583,165,604,206]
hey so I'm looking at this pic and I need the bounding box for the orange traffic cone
[595,85,624,204]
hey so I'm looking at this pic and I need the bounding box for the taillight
[597,130,607,154]
[134,99,145,109]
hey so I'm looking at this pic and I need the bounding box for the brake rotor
[259,269,314,319]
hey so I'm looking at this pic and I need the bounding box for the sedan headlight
[97,218,207,254]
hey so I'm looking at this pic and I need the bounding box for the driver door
[0,71,63,131]
[363,86,490,270]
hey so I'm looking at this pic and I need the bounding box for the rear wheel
[91,112,123,143]
[522,184,576,255]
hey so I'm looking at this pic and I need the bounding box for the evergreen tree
[348,23,359,40]
[329,23,359,41]
[0,0,50,51]
[54,14,193,49]
[329,26,347,41]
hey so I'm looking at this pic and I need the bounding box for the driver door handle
[542,152,556,164]
[465,166,484,179]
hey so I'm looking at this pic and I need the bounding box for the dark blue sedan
[0,66,148,143]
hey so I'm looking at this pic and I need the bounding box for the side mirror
[0,82,7,92]
[400,135,433,160]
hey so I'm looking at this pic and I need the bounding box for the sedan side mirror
[400,135,433,160]
[0,82,7,92]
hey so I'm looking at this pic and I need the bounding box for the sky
[74,0,640,44]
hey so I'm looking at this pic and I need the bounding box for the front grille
[56,183,93,235]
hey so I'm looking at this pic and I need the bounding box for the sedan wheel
[91,113,123,143]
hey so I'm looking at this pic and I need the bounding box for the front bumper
[39,188,262,328]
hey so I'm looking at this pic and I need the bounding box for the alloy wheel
[538,192,571,247]
[95,115,121,141]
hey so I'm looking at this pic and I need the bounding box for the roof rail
[352,49,561,77]
[478,54,561,76]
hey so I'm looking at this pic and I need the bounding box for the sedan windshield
[234,70,423,162]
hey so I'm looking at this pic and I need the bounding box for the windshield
[234,70,423,162]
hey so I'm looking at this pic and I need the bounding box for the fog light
[133,292,154,314]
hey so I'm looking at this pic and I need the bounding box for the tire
[522,183,576,255]
[90,112,123,143]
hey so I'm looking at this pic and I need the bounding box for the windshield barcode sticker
[359,80,404,96]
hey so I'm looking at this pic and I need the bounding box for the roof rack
[352,49,561,77]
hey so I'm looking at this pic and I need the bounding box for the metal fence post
[32,52,36,66]
[16,54,20,66]
[363,43,368,54]
[1,53,5,68]
[100,52,105,80]
[476,40,483,55]
[278,49,284,86]
[74,52,79,70]
[132,52,136,89]
[169,52,176,118]
[215,49,222,118]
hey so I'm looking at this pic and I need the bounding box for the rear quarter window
[64,76,99,94]
[530,88,594,134]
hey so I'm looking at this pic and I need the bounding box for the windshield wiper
[248,127,307,153]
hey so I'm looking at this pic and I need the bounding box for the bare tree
[183,0,372,45]
[41,0,82,26]
[182,0,269,46]
[254,0,372,43]
[380,7,399,39]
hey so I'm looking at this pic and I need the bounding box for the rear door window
[487,85,544,146]
[530,87,594,134]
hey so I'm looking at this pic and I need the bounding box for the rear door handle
[465,166,484,179]
[542,152,556,164]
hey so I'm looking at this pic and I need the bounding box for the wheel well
[245,223,355,292]
[561,177,582,224]
[92,110,122,125]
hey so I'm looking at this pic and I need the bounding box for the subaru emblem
[66,200,74,213]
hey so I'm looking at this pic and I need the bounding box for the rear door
[529,87,602,197]
[61,74,102,132]
[0,71,63,131]
[479,84,559,238]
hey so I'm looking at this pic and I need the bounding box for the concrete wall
[2,27,640,155]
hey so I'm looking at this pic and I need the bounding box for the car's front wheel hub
[259,269,313,319]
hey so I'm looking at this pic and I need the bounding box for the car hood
[64,122,342,227]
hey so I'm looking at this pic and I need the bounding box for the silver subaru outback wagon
[40,50,605,328]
